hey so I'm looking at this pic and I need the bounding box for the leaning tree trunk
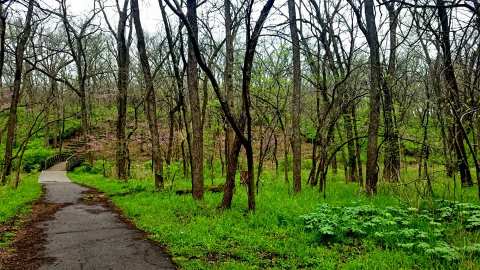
[159,0,188,167]
[437,0,473,187]
[1,0,34,184]
[131,0,164,189]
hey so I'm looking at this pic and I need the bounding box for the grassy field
[69,163,480,270]
[0,173,42,247]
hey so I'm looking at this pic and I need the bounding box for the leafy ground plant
[302,201,480,264]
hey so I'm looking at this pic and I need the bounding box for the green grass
[0,173,42,247]
[69,164,480,269]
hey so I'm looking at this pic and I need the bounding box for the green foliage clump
[433,200,480,230]
[22,139,56,172]
[302,201,480,264]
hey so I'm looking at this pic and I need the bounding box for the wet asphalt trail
[38,162,175,270]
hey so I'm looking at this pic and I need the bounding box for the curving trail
[37,163,175,270]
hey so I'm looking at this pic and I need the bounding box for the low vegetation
[1,0,480,269]
[0,174,41,247]
[70,163,480,269]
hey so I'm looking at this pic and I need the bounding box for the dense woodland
[1,0,480,268]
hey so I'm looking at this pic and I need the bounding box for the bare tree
[0,1,12,88]
[1,0,35,184]
[348,0,382,195]
[165,0,276,211]
[382,1,401,182]
[100,0,133,180]
[437,0,473,187]
[288,0,302,193]
[131,0,164,189]
[54,0,101,141]
[186,0,204,200]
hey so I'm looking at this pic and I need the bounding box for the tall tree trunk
[131,0,164,189]
[240,0,276,211]
[116,2,130,180]
[364,0,382,194]
[220,0,237,208]
[271,135,277,175]
[166,110,175,165]
[383,2,401,182]
[0,3,6,88]
[220,135,242,209]
[288,0,302,194]
[316,148,327,192]
[1,0,34,184]
[159,0,187,167]
[308,138,318,186]
[437,0,473,187]
[164,0,276,211]
[283,130,289,184]
[187,0,204,200]
[79,86,89,141]
[353,105,363,186]
[344,111,357,182]
[331,149,338,175]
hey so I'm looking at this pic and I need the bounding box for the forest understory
[1,0,480,269]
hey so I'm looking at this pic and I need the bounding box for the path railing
[42,151,85,171]
[42,152,72,170]
[66,155,85,171]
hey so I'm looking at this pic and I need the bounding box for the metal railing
[66,155,85,171]
[42,151,85,172]
[42,152,72,170]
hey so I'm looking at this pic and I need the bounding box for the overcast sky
[40,0,164,33]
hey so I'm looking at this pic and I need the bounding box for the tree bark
[0,3,6,88]
[187,0,204,200]
[362,0,382,195]
[131,0,164,189]
[220,135,241,209]
[220,0,237,209]
[344,111,357,182]
[383,2,401,182]
[1,0,34,184]
[288,0,301,194]
[159,0,187,167]
[437,0,473,187]
[115,0,130,180]
[352,105,363,186]
[164,0,276,211]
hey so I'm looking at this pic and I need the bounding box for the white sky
[40,0,163,33]
[18,0,476,65]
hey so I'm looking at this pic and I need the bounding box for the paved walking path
[38,163,175,270]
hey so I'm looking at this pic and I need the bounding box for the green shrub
[21,139,55,172]
[302,201,480,263]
